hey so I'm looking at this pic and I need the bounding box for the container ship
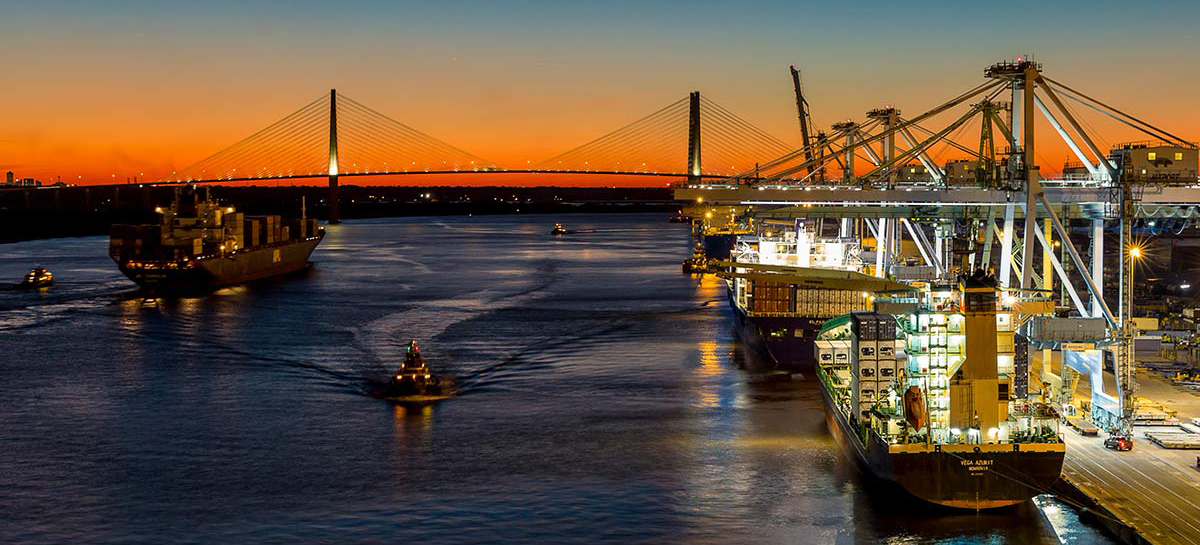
[700,225,749,261]
[719,221,906,368]
[109,185,324,290]
[815,272,1065,510]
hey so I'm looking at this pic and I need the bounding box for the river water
[0,213,1113,544]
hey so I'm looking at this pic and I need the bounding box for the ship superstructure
[816,272,1064,509]
[720,221,904,368]
[109,185,323,290]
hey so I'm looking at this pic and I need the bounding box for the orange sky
[3,2,1197,186]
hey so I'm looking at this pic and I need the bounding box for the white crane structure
[677,59,1200,435]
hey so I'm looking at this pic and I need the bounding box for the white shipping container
[858,341,880,359]
[856,358,879,379]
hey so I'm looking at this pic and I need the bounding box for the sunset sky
[3,0,1198,186]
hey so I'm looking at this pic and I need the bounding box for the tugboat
[682,244,709,274]
[550,223,569,236]
[377,341,452,405]
[16,267,54,289]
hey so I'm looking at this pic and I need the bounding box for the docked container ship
[109,185,324,290]
[719,223,906,368]
[815,272,1065,510]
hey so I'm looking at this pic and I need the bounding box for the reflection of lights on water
[178,297,202,315]
[733,436,834,449]
[695,273,726,298]
[698,340,721,376]
[391,403,435,443]
[695,340,722,408]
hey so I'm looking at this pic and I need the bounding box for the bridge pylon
[328,88,340,224]
[687,91,701,182]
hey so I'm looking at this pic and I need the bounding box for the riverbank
[0,185,678,243]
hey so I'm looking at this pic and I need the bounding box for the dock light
[154,207,163,213]
[1183,284,1192,290]
[1003,293,1016,306]
[705,212,712,219]
[696,197,703,203]
[1130,246,1143,259]
[862,292,870,299]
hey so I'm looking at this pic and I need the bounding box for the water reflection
[0,215,1114,545]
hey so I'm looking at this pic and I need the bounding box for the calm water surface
[0,213,1112,544]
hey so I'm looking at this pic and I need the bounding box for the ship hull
[818,370,1066,510]
[116,236,322,290]
[702,233,737,260]
[729,288,823,369]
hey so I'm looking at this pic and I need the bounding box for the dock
[1057,371,1200,545]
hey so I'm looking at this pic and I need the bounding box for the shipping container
[244,219,262,247]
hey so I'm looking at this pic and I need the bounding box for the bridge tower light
[688,91,702,182]
[328,88,341,224]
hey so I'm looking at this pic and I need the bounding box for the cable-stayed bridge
[164,90,794,222]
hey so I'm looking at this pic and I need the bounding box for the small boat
[550,223,569,236]
[669,213,689,223]
[377,341,452,405]
[682,244,708,273]
[16,267,54,289]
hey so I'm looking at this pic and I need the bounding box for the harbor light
[1130,246,1143,259]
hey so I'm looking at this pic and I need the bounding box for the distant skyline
[3,0,1198,185]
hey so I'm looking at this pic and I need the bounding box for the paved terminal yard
[1058,368,1200,545]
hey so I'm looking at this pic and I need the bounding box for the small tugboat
[682,244,709,274]
[377,341,452,405]
[550,223,569,236]
[16,267,54,289]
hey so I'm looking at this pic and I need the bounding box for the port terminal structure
[680,59,1200,541]
[680,59,1199,440]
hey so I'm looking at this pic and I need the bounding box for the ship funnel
[951,270,1001,435]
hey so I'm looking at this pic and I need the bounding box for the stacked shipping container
[749,281,871,318]
[851,312,903,418]
[751,280,793,314]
